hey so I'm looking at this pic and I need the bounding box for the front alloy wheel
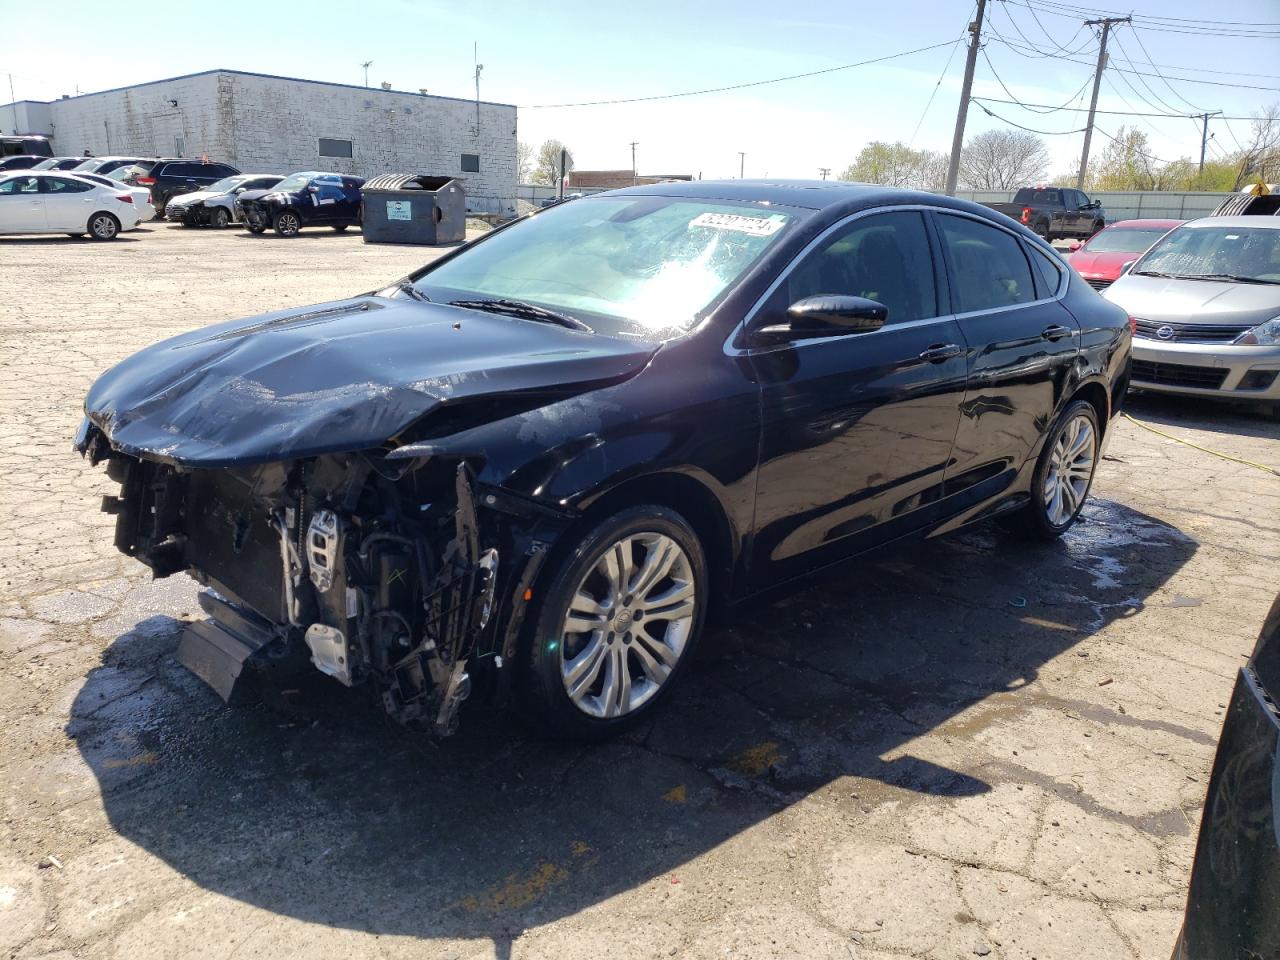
[560,532,696,719]
[526,506,706,738]
[274,211,301,236]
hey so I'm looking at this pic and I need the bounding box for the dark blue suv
[237,171,365,236]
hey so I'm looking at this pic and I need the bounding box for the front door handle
[1041,325,1073,341]
[918,343,963,363]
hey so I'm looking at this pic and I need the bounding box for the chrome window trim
[726,203,1067,355]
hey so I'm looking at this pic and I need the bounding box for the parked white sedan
[0,172,140,239]
[75,172,156,223]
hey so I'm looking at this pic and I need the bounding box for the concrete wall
[953,189,1235,222]
[32,70,517,214]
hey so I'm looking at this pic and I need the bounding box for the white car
[0,171,141,240]
[75,172,155,223]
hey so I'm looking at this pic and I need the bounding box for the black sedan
[76,180,1132,739]
[1174,594,1280,958]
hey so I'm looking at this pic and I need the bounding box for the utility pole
[630,141,638,184]
[473,44,483,138]
[944,0,987,197]
[360,61,372,88]
[1077,16,1130,190]
[1197,111,1223,174]
[818,167,831,180]
[738,152,745,179]
[6,74,16,135]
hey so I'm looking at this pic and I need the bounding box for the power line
[973,100,1086,135]
[986,34,1280,91]
[1010,0,1280,37]
[1110,31,1206,116]
[994,1,1093,58]
[969,96,1258,122]
[1093,124,1180,165]
[980,46,1093,114]
[1126,23,1210,114]
[908,28,968,147]
[520,39,958,108]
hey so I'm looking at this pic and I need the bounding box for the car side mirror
[1120,259,1138,275]
[753,295,888,344]
[307,185,318,193]
[1068,240,1082,252]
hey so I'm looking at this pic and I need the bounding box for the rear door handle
[1041,325,1073,341]
[918,343,963,363]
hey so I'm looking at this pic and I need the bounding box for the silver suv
[1104,216,1280,414]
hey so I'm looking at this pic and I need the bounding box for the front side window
[0,176,40,194]
[319,138,353,159]
[274,172,320,192]
[1135,225,1280,283]
[777,210,939,324]
[937,214,1035,312]
[413,196,802,339]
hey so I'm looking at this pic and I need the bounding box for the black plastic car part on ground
[1173,595,1280,959]
[237,172,365,236]
[76,180,1132,739]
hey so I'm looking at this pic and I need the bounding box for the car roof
[1183,215,1280,230]
[590,178,996,215]
[1105,219,1183,229]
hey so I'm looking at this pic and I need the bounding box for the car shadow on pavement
[1125,393,1280,439]
[0,236,141,245]
[69,498,1195,957]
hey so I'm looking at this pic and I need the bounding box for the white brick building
[4,69,518,215]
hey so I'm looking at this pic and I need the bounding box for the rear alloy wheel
[87,213,120,241]
[1015,399,1100,539]
[273,211,301,236]
[212,207,231,228]
[525,506,706,738]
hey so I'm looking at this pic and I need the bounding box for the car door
[0,175,47,231]
[41,176,98,230]
[310,175,346,221]
[1062,189,1085,237]
[932,211,1080,506]
[745,208,969,587]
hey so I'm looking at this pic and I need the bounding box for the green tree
[533,140,574,186]
[840,141,924,188]
[517,141,534,183]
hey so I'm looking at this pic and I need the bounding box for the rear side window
[208,164,238,178]
[937,214,1036,313]
[780,210,939,324]
[1027,244,1065,297]
[45,177,93,193]
[0,176,40,194]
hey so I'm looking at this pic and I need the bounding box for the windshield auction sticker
[690,212,785,237]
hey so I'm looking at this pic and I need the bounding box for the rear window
[1014,188,1061,205]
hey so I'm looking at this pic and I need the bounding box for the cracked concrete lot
[1,222,1278,960]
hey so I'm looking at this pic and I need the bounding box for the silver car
[1104,216,1280,412]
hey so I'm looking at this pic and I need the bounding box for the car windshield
[411,196,801,339]
[31,158,61,170]
[1084,227,1171,254]
[106,166,137,182]
[1136,225,1280,282]
[206,176,244,193]
[274,173,317,192]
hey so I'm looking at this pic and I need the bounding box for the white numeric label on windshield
[690,213,785,237]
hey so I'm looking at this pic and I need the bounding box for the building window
[461,153,480,173]
[319,137,354,159]
[174,135,185,156]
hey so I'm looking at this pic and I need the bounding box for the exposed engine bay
[78,425,570,735]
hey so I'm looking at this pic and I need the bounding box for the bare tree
[516,141,534,183]
[533,140,574,186]
[957,129,1050,190]
[1229,103,1280,190]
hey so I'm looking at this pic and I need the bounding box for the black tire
[1010,399,1101,540]
[331,224,349,232]
[246,221,267,234]
[87,212,120,241]
[65,233,84,238]
[1034,219,1051,241]
[523,505,708,740]
[1090,219,1105,237]
[273,210,301,237]
[212,207,231,228]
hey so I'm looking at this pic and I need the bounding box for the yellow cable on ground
[1121,413,1280,478]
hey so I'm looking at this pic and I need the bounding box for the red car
[1067,219,1182,292]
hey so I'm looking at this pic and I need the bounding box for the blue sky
[3,0,1277,179]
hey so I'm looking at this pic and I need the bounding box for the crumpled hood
[84,296,657,467]
[167,190,220,207]
[1104,273,1280,326]
[1067,249,1136,281]
[243,189,303,208]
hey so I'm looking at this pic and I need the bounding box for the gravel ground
[1,221,1277,960]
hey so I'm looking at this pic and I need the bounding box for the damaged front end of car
[78,421,571,735]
